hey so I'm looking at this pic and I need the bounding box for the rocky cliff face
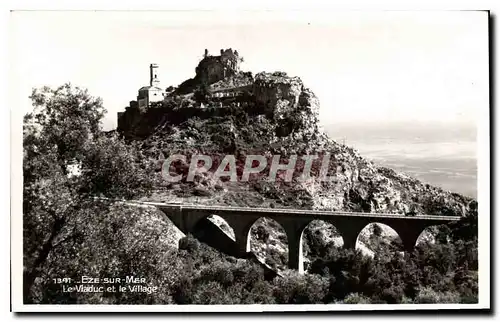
[117,49,476,271]
[254,72,302,111]
[118,50,476,219]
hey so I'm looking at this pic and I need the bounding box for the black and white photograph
[9,8,491,312]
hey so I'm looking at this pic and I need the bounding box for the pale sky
[10,11,489,130]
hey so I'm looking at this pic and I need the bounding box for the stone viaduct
[137,202,462,274]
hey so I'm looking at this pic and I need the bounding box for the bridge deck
[128,200,461,222]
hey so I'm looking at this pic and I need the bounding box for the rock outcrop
[117,48,477,271]
[118,49,476,218]
[253,72,303,112]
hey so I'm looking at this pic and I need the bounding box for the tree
[23,84,155,302]
[193,81,210,103]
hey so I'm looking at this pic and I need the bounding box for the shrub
[243,280,276,304]
[178,235,200,253]
[342,293,371,304]
[171,276,194,304]
[414,287,460,304]
[191,281,235,304]
[198,261,235,287]
[380,285,405,304]
[273,272,328,304]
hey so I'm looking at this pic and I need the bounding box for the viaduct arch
[153,202,461,274]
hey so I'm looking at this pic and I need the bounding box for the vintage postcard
[10,9,490,312]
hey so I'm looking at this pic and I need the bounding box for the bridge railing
[92,197,462,221]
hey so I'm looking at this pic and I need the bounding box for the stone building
[195,48,242,85]
[219,48,241,77]
[137,63,165,109]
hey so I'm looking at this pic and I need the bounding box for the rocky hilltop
[117,49,475,219]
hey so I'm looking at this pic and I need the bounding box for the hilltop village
[115,48,472,219]
[122,48,248,109]
[117,48,318,139]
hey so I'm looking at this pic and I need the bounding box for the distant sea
[325,123,477,199]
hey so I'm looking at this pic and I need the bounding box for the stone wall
[253,72,303,112]
[195,48,242,85]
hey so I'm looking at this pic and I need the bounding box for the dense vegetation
[23,84,478,304]
[171,209,478,305]
[23,84,156,303]
[26,204,478,304]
